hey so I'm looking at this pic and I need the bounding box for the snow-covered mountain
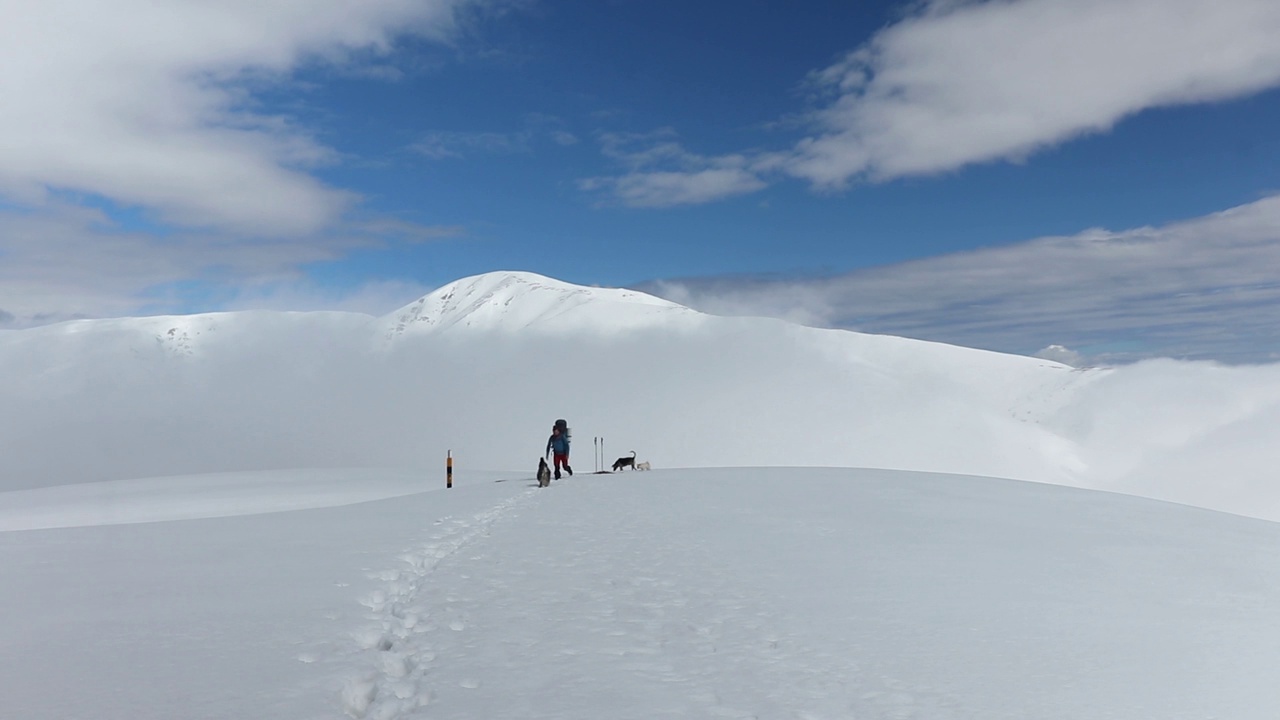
[383,271,700,336]
[3,270,1279,520]
[5,271,1280,719]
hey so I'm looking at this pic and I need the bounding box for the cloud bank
[0,203,459,328]
[644,193,1280,364]
[6,272,1280,524]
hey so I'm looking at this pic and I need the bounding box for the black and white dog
[537,457,552,487]
[612,450,637,472]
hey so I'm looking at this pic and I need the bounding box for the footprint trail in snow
[331,475,955,719]
[338,491,533,719]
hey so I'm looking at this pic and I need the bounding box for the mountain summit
[383,271,698,337]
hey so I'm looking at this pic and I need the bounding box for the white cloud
[1035,345,1086,368]
[0,0,476,236]
[607,168,767,208]
[788,0,1280,185]
[551,131,580,146]
[0,203,457,327]
[411,114,580,159]
[588,0,1280,204]
[582,131,767,207]
[412,131,530,159]
[218,278,434,317]
[644,193,1280,363]
[0,0,486,326]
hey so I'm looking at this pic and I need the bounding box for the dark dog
[537,457,552,487]
[611,450,637,472]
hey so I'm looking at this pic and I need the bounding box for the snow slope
[0,468,482,532]
[383,271,699,336]
[2,271,1280,520]
[3,467,1279,719]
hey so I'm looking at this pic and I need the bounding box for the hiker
[545,419,573,480]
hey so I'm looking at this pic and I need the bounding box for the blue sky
[3,0,1280,363]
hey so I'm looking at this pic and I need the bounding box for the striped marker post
[447,450,453,489]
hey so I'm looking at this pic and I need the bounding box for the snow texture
[2,468,1279,719]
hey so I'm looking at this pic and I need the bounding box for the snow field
[342,470,1280,718]
[4,467,1280,718]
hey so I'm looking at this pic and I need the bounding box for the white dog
[636,461,651,471]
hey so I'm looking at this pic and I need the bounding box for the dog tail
[630,450,636,458]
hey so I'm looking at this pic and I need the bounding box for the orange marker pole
[447,450,453,489]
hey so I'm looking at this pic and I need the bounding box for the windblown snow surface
[3,271,1280,718]
[5,468,1280,719]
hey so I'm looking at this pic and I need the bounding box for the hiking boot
[565,465,573,476]
[554,471,561,480]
